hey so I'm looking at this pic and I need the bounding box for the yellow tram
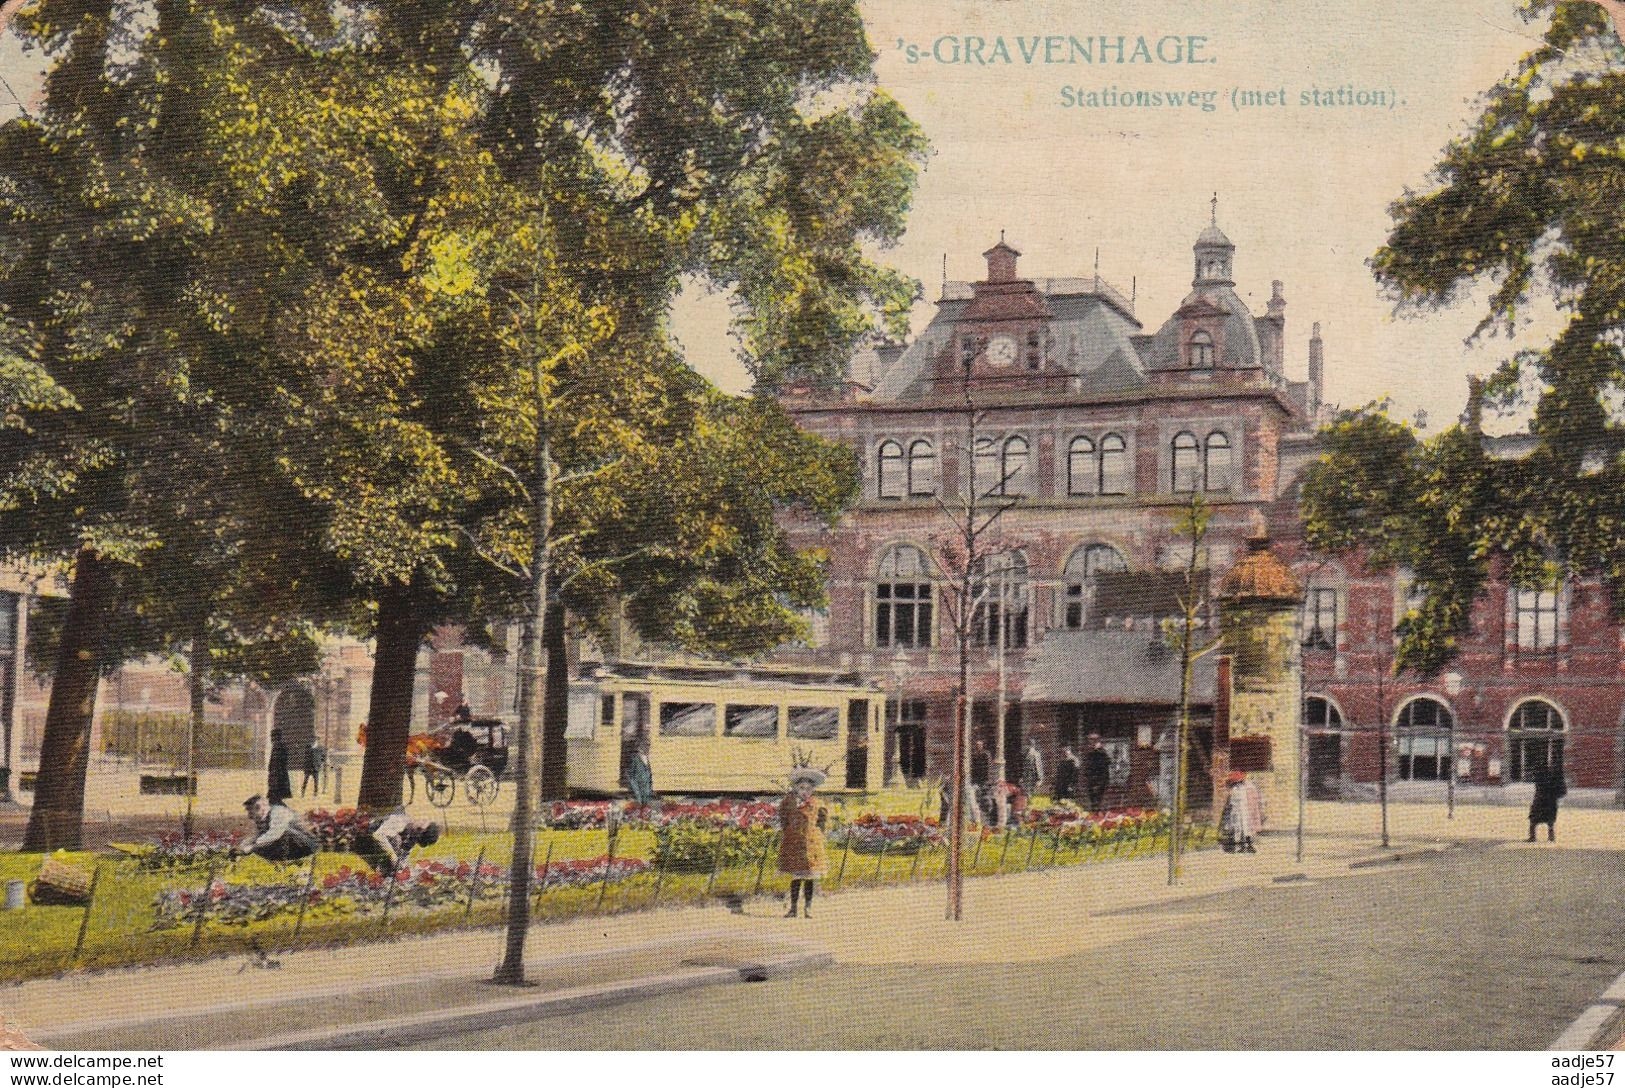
[565,661,886,797]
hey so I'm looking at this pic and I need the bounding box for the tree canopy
[1303,1,1625,674]
[0,0,923,836]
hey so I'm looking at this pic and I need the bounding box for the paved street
[415,841,1625,1050]
[6,801,1624,1050]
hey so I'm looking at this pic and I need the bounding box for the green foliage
[1308,3,1625,671]
[652,823,776,873]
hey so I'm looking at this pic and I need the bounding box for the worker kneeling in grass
[235,794,321,864]
[353,809,442,875]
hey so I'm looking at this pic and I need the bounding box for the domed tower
[1193,195,1235,287]
[1218,521,1304,829]
[1148,198,1263,379]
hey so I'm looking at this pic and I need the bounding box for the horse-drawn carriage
[404,718,509,807]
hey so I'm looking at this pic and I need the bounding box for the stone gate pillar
[1218,528,1303,831]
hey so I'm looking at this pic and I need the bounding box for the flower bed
[831,813,944,855]
[653,822,776,873]
[1022,805,1170,847]
[544,799,777,832]
[125,832,241,873]
[150,854,652,930]
[304,808,375,851]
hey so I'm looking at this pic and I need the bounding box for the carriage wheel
[465,765,498,807]
[425,770,456,808]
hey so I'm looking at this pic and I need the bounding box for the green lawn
[0,819,1208,983]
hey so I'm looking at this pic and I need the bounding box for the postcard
[1,0,1622,1067]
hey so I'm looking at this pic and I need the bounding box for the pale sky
[1,2,1565,431]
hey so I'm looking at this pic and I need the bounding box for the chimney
[1462,375,1486,435]
[1308,321,1324,418]
[1260,279,1286,373]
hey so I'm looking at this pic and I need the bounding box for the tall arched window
[1000,436,1030,497]
[1099,433,1129,495]
[971,552,1029,649]
[972,436,999,499]
[875,544,933,649]
[1188,330,1214,372]
[1171,432,1200,493]
[907,440,937,497]
[1067,437,1097,496]
[1204,431,1233,492]
[1061,544,1128,629]
[1508,699,1565,783]
[1395,697,1455,781]
[877,440,904,499]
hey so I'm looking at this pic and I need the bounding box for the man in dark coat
[267,727,293,804]
[1528,761,1567,843]
[1084,733,1111,812]
[1055,746,1080,803]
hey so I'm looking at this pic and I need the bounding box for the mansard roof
[869,280,1147,401]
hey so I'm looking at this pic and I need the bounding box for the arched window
[1171,432,1200,493]
[877,440,904,499]
[1395,697,1455,781]
[1000,436,1030,497]
[971,552,1029,649]
[1189,330,1214,372]
[1099,433,1129,495]
[1303,696,1343,731]
[1061,544,1128,629]
[972,436,999,499]
[1204,431,1232,492]
[1508,699,1565,783]
[907,440,937,497]
[1067,437,1097,496]
[875,544,933,649]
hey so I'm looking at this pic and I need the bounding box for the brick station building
[775,214,1625,809]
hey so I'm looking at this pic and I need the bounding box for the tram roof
[578,659,882,690]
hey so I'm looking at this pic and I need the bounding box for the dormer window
[1188,331,1214,372]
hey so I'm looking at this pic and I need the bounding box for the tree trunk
[357,579,426,813]
[540,599,569,800]
[23,549,112,852]
[184,625,206,842]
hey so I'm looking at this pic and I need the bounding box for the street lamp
[1443,671,1463,819]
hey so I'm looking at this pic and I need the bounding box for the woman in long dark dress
[1528,761,1566,843]
[267,727,293,804]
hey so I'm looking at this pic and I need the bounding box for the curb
[25,932,830,1050]
[238,949,833,1051]
[1551,969,1625,1051]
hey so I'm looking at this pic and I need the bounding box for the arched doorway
[1303,695,1344,799]
[272,685,316,772]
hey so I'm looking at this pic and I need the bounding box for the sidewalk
[2,800,1560,1050]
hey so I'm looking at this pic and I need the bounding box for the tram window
[725,704,780,738]
[788,706,839,740]
[659,701,717,737]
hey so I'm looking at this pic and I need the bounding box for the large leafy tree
[1303,0,1625,672]
[0,0,922,841]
